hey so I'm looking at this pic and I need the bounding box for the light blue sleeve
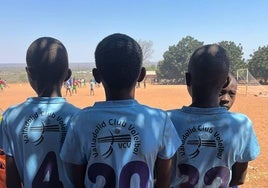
[237,117,260,162]
[158,115,182,159]
[60,120,87,165]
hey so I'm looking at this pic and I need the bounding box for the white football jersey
[61,99,181,188]
[168,106,260,188]
[1,97,79,188]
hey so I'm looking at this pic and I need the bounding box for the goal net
[236,69,268,97]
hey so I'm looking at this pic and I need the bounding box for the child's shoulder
[140,103,168,114]
[228,110,250,118]
[228,111,252,123]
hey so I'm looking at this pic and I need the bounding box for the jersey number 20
[88,161,149,188]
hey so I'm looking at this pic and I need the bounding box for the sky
[1,0,268,65]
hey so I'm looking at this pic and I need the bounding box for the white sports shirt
[167,106,260,188]
[61,99,181,188]
[1,97,79,188]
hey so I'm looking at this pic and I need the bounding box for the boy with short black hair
[168,44,260,187]
[1,37,80,187]
[60,33,181,188]
[219,73,237,110]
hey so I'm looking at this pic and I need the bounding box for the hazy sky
[1,0,268,64]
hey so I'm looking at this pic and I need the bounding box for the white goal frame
[236,68,268,97]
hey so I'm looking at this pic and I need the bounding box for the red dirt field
[1,83,268,187]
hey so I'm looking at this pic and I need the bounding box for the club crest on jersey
[22,111,67,146]
[91,119,141,159]
[179,125,224,160]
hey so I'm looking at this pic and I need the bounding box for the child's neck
[105,87,135,101]
[190,95,220,108]
[36,85,62,97]
[190,101,220,108]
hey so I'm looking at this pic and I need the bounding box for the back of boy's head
[95,33,143,89]
[188,44,229,91]
[26,37,69,83]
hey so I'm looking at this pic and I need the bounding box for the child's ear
[93,68,101,83]
[25,66,31,76]
[64,69,72,81]
[137,67,146,82]
[25,66,36,81]
[185,72,191,86]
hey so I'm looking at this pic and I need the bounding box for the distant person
[144,80,146,88]
[72,78,78,94]
[0,79,5,91]
[219,73,237,110]
[65,78,72,96]
[89,79,95,96]
[168,44,260,187]
[1,37,80,188]
[60,33,181,188]
[81,78,86,87]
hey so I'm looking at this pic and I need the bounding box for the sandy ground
[0,83,268,187]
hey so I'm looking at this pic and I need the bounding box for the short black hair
[26,37,69,83]
[95,33,143,89]
[188,44,229,90]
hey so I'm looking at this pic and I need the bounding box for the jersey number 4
[32,151,63,188]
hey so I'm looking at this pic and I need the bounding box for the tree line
[143,36,268,84]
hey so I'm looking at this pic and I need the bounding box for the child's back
[168,107,259,187]
[168,44,260,188]
[62,99,179,187]
[1,37,80,187]
[61,33,181,188]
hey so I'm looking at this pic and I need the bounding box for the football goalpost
[236,69,268,97]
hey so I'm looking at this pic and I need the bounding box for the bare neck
[104,86,135,101]
[190,90,220,108]
[36,84,63,97]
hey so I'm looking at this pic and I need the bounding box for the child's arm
[154,157,172,188]
[229,162,248,187]
[71,163,87,188]
[6,155,22,188]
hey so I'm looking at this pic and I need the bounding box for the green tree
[157,36,203,83]
[218,41,246,75]
[248,45,268,82]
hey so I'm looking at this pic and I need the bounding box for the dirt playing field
[1,83,268,187]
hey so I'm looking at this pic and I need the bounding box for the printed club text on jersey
[179,125,224,159]
[22,111,67,146]
[91,118,141,158]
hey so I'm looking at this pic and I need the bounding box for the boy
[168,44,260,187]
[89,79,95,96]
[60,33,181,188]
[219,73,237,110]
[219,73,239,188]
[1,37,80,187]
[65,78,72,96]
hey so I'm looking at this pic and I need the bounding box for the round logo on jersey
[179,125,224,160]
[22,111,67,146]
[91,119,141,159]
